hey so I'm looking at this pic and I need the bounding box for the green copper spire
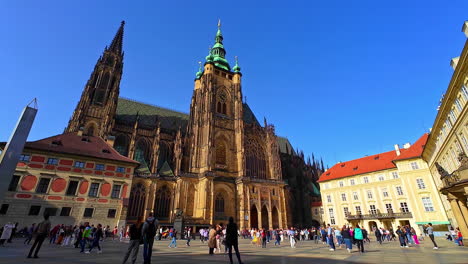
[205,46,213,63]
[208,19,230,71]
[233,56,241,73]
[195,61,203,79]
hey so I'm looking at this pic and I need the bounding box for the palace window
[36,178,50,194]
[46,158,58,165]
[392,172,399,179]
[44,207,58,216]
[450,110,457,123]
[355,206,361,215]
[88,183,100,197]
[339,181,344,187]
[0,204,9,215]
[410,162,419,170]
[382,188,389,198]
[329,208,335,225]
[111,184,121,199]
[446,119,453,129]
[327,195,332,203]
[385,203,393,213]
[353,192,358,200]
[341,193,347,201]
[455,98,463,112]
[95,164,105,171]
[363,177,369,183]
[350,179,355,185]
[19,154,30,162]
[422,197,434,212]
[215,193,225,213]
[369,205,377,215]
[396,186,404,196]
[462,85,468,101]
[400,202,409,213]
[83,208,94,218]
[154,186,171,218]
[343,207,349,217]
[128,183,146,217]
[60,207,71,216]
[66,180,79,196]
[107,209,117,218]
[116,167,125,173]
[416,178,426,189]
[8,175,20,191]
[28,205,41,216]
[378,175,385,181]
[367,190,373,199]
[74,161,85,168]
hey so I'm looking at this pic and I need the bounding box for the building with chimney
[318,134,450,235]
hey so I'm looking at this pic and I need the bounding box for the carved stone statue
[435,162,450,179]
[175,208,183,218]
[457,152,468,171]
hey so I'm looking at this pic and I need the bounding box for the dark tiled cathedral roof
[115,97,189,131]
[115,97,294,154]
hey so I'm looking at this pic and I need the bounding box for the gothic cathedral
[66,21,323,229]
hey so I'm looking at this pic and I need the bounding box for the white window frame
[341,193,347,201]
[363,177,369,183]
[396,186,404,195]
[367,190,373,199]
[382,188,389,197]
[416,178,426,189]
[410,162,419,170]
[422,197,435,212]
[392,171,399,179]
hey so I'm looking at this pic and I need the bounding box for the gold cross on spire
[218,19,221,28]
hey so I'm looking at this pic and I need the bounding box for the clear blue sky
[1,0,468,167]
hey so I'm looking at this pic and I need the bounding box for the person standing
[341,226,353,253]
[142,213,158,264]
[326,224,335,251]
[0,222,15,246]
[353,225,364,253]
[426,223,438,249]
[122,221,142,264]
[226,217,243,264]
[396,226,408,248]
[261,228,267,248]
[288,227,296,248]
[80,223,92,253]
[410,227,420,245]
[208,225,217,255]
[24,223,35,245]
[186,227,191,246]
[27,213,51,259]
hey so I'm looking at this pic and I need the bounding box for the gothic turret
[66,21,125,138]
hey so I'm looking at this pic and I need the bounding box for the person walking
[374,227,382,245]
[288,227,296,248]
[168,228,177,248]
[396,226,408,248]
[274,229,281,246]
[27,213,51,259]
[86,224,103,253]
[341,226,353,253]
[80,223,92,253]
[186,227,191,246]
[426,223,438,249]
[410,227,420,245]
[353,224,364,253]
[225,217,243,264]
[208,225,217,255]
[122,221,142,264]
[142,213,158,264]
[24,223,35,245]
[455,227,464,246]
[0,222,15,246]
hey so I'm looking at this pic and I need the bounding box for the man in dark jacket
[226,217,243,264]
[122,221,141,264]
[141,213,158,264]
[374,227,382,244]
[27,213,51,259]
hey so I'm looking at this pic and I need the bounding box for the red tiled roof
[318,134,428,183]
[23,132,139,165]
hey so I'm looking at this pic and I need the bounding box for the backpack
[147,221,156,238]
[354,228,363,240]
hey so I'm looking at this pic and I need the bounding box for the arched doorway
[261,206,269,229]
[250,205,258,229]
[368,221,377,231]
[272,206,279,229]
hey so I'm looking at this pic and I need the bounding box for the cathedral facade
[66,21,321,229]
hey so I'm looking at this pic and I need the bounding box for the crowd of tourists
[0,212,465,263]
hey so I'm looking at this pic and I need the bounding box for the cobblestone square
[0,236,466,264]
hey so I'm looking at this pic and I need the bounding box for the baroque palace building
[422,21,468,242]
[61,21,323,229]
[318,134,450,235]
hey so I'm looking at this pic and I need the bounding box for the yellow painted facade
[422,21,468,240]
[319,153,449,234]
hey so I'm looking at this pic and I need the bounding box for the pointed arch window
[135,139,150,167]
[114,134,129,156]
[93,72,110,104]
[154,186,171,218]
[157,141,173,170]
[215,193,225,213]
[216,141,227,165]
[86,124,95,136]
[128,183,146,217]
[245,139,267,179]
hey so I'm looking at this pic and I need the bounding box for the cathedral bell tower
[66,21,125,138]
[187,20,244,177]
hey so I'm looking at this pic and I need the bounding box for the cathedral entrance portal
[261,206,269,229]
[250,206,258,229]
